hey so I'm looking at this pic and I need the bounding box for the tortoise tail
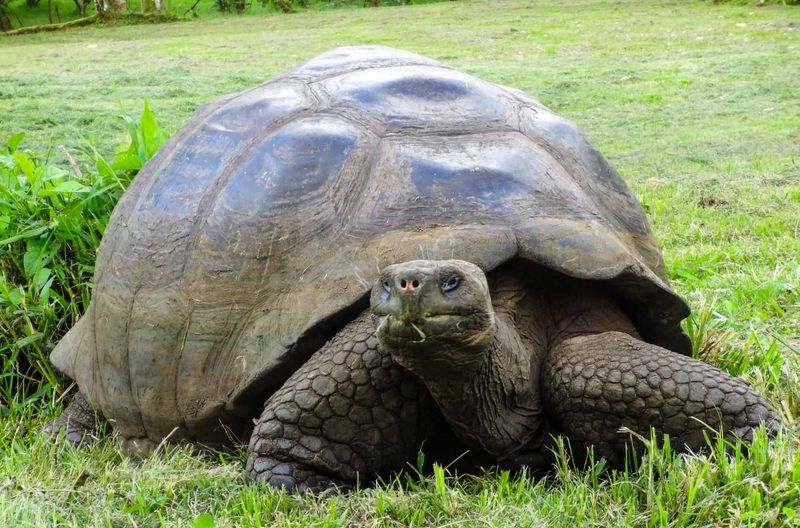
[50,305,98,391]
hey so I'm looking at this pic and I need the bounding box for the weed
[0,101,161,407]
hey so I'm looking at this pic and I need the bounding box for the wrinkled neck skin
[386,313,542,459]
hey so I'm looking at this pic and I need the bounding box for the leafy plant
[0,101,163,409]
[193,513,215,528]
[111,99,168,174]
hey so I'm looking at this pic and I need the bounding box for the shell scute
[219,116,363,215]
[206,82,311,133]
[395,134,568,206]
[320,66,517,133]
[288,45,438,80]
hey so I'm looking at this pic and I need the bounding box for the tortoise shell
[51,46,690,445]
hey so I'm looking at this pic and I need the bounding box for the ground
[1,0,799,526]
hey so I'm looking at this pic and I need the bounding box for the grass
[1,425,797,526]
[1,0,799,525]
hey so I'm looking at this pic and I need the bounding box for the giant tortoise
[46,46,779,491]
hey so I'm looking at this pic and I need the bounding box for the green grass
[1,424,797,526]
[1,0,800,525]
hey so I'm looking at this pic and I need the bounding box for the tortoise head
[370,259,496,372]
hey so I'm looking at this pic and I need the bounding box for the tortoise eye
[441,275,461,293]
[382,279,392,293]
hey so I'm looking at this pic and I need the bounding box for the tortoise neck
[406,315,543,458]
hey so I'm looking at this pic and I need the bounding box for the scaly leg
[246,313,437,492]
[42,391,107,446]
[542,331,779,465]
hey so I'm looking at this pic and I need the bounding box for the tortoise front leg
[43,391,108,446]
[542,331,780,465]
[247,313,436,493]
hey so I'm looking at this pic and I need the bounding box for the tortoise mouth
[374,312,491,346]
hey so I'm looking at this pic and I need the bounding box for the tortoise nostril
[397,276,422,291]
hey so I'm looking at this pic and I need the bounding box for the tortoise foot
[248,455,350,493]
[43,392,105,446]
[543,331,780,464]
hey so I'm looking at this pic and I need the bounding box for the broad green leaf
[113,114,143,170]
[22,238,61,280]
[0,215,9,232]
[23,239,47,279]
[5,288,23,307]
[38,273,55,304]
[0,169,20,193]
[38,163,69,183]
[42,180,91,196]
[141,99,157,158]
[111,152,142,172]
[6,132,24,154]
[193,513,214,528]
[111,101,166,172]
[0,224,49,246]
[32,267,52,291]
[91,151,119,181]
[141,99,166,160]
[13,151,35,179]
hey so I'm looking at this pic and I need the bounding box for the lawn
[1,0,799,526]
